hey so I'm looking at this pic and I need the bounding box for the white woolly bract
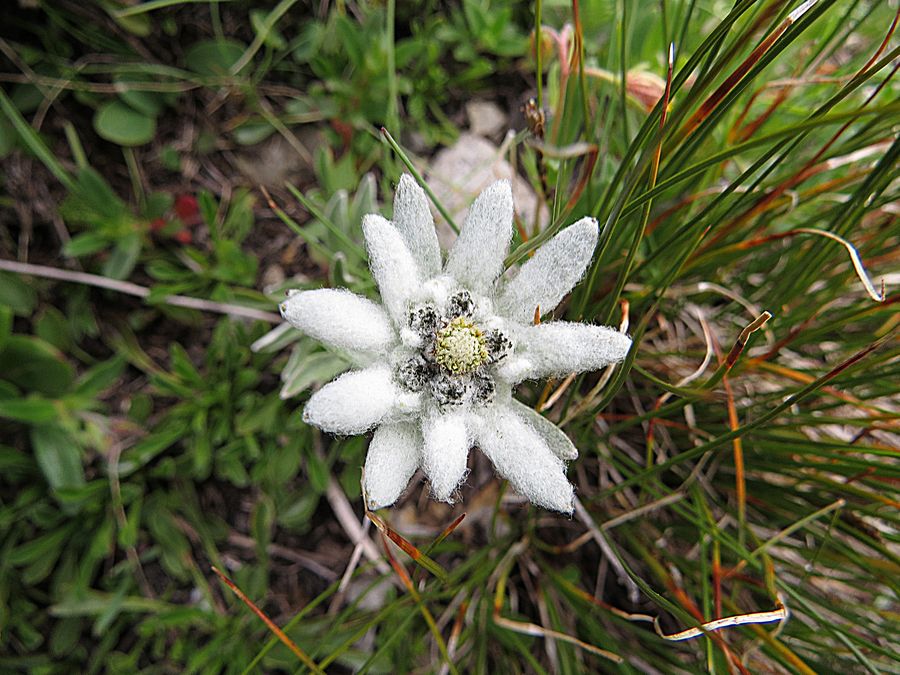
[444,180,513,294]
[364,422,421,509]
[393,174,442,278]
[509,399,579,460]
[475,408,575,514]
[497,217,599,323]
[500,322,632,383]
[279,288,395,354]
[421,407,470,502]
[302,366,419,435]
[362,214,420,324]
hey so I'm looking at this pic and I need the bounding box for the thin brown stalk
[211,566,325,674]
[707,13,900,246]
[380,534,459,675]
[678,2,815,139]
[492,542,622,663]
[725,311,772,371]
[0,259,281,323]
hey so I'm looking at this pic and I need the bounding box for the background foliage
[1,0,897,672]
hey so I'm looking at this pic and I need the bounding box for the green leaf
[235,394,280,435]
[9,524,73,566]
[263,440,301,485]
[101,232,141,280]
[168,343,201,383]
[215,443,249,486]
[159,146,181,171]
[0,87,74,190]
[292,21,325,63]
[0,396,58,424]
[117,421,187,477]
[49,617,83,658]
[50,591,171,618]
[0,335,74,397]
[197,189,218,229]
[0,305,10,351]
[144,190,174,219]
[117,88,165,118]
[93,100,156,146]
[222,188,255,241]
[192,431,211,479]
[62,167,129,224]
[112,10,151,37]
[250,9,287,49]
[35,306,73,352]
[30,424,85,490]
[278,492,319,530]
[118,495,142,549]
[0,271,37,314]
[0,444,34,480]
[73,356,125,399]
[185,39,245,76]
[22,544,64,585]
[63,231,110,257]
[306,450,329,494]
[10,83,42,114]
[333,15,364,68]
[0,116,16,157]
[251,493,275,556]
[280,350,348,399]
[212,239,257,285]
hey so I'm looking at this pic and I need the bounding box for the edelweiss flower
[280,175,631,514]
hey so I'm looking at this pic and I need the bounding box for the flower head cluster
[281,175,631,513]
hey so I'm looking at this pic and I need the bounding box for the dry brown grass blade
[743,228,885,301]
[555,572,789,644]
[492,543,623,664]
[565,149,599,213]
[438,599,469,675]
[553,564,788,672]
[678,1,817,139]
[723,371,747,542]
[653,43,675,182]
[365,509,449,583]
[705,313,750,547]
[725,311,772,370]
[211,566,325,674]
[539,372,576,412]
[664,576,751,674]
[706,10,900,247]
[492,614,625,662]
[653,601,788,641]
[527,139,600,213]
[731,84,793,144]
[431,513,467,549]
[379,533,459,675]
[0,259,281,323]
[749,360,895,418]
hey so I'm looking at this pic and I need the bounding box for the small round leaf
[93,100,156,146]
[185,39,245,76]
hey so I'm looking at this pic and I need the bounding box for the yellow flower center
[435,317,488,375]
